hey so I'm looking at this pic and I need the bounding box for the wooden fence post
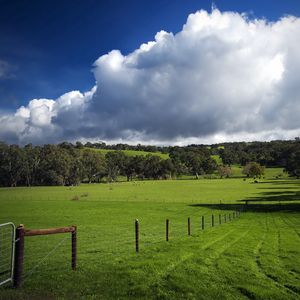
[202,216,205,230]
[229,214,231,221]
[166,219,169,241]
[135,219,139,253]
[71,225,77,270]
[219,214,221,225]
[224,214,227,223]
[13,224,25,288]
[188,217,191,236]
[211,215,214,227]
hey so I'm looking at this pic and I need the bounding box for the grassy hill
[211,154,222,164]
[85,147,169,159]
[230,165,287,179]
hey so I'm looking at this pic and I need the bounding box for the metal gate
[0,222,15,286]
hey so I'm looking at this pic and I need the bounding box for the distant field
[179,166,287,181]
[85,147,169,159]
[0,177,300,299]
[211,154,222,164]
[231,165,287,179]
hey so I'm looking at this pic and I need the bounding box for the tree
[185,152,205,179]
[38,145,72,185]
[75,141,84,149]
[124,155,148,181]
[202,157,217,174]
[123,156,137,181]
[143,155,162,179]
[23,144,41,186]
[131,155,146,179]
[217,165,232,178]
[159,159,175,179]
[0,144,25,187]
[219,148,239,166]
[105,151,126,182]
[242,162,264,178]
[81,149,106,183]
[0,143,25,186]
[286,148,300,177]
[66,148,84,185]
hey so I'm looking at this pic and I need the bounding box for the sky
[0,0,300,145]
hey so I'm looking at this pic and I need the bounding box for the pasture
[85,147,169,159]
[0,176,300,299]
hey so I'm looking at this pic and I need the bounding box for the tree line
[0,142,217,187]
[0,139,299,187]
[216,139,300,167]
[216,139,300,177]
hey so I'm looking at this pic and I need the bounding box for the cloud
[1,8,300,145]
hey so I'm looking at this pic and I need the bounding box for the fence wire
[0,223,15,287]
[23,235,70,282]
[16,209,241,285]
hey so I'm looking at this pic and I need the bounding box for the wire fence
[3,209,241,288]
[0,223,15,287]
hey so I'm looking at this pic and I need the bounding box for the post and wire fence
[0,209,242,288]
[13,224,77,288]
[134,210,242,253]
[0,223,15,287]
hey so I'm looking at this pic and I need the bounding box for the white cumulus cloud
[1,8,300,145]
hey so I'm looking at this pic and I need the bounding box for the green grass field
[85,148,169,159]
[0,177,300,299]
[230,165,287,179]
[211,154,223,164]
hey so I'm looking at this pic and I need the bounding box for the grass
[211,154,222,164]
[84,148,169,159]
[230,165,287,179]
[0,177,300,299]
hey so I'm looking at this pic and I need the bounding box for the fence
[0,223,15,287]
[0,209,241,288]
[134,210,241,252]
[13,224,77,288]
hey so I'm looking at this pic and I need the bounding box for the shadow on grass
[190,178,300,213]
[189,203,300,213]
[256,179,300,185]
[240,191,300,202]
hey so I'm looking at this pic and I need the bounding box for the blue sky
[1,0,299,110]
[0,0,300,145]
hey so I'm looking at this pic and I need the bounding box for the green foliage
[242,162,265,178]
[0,144,176,186]
[211,154,222,164]
[105,150,127,182]
[82,149,106,183]
[170,147,217,178]
[0,139,299,186]
[217,165,232,178]
[286,147,300,177]
[218,139,299,167]
[0,143,25,187]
